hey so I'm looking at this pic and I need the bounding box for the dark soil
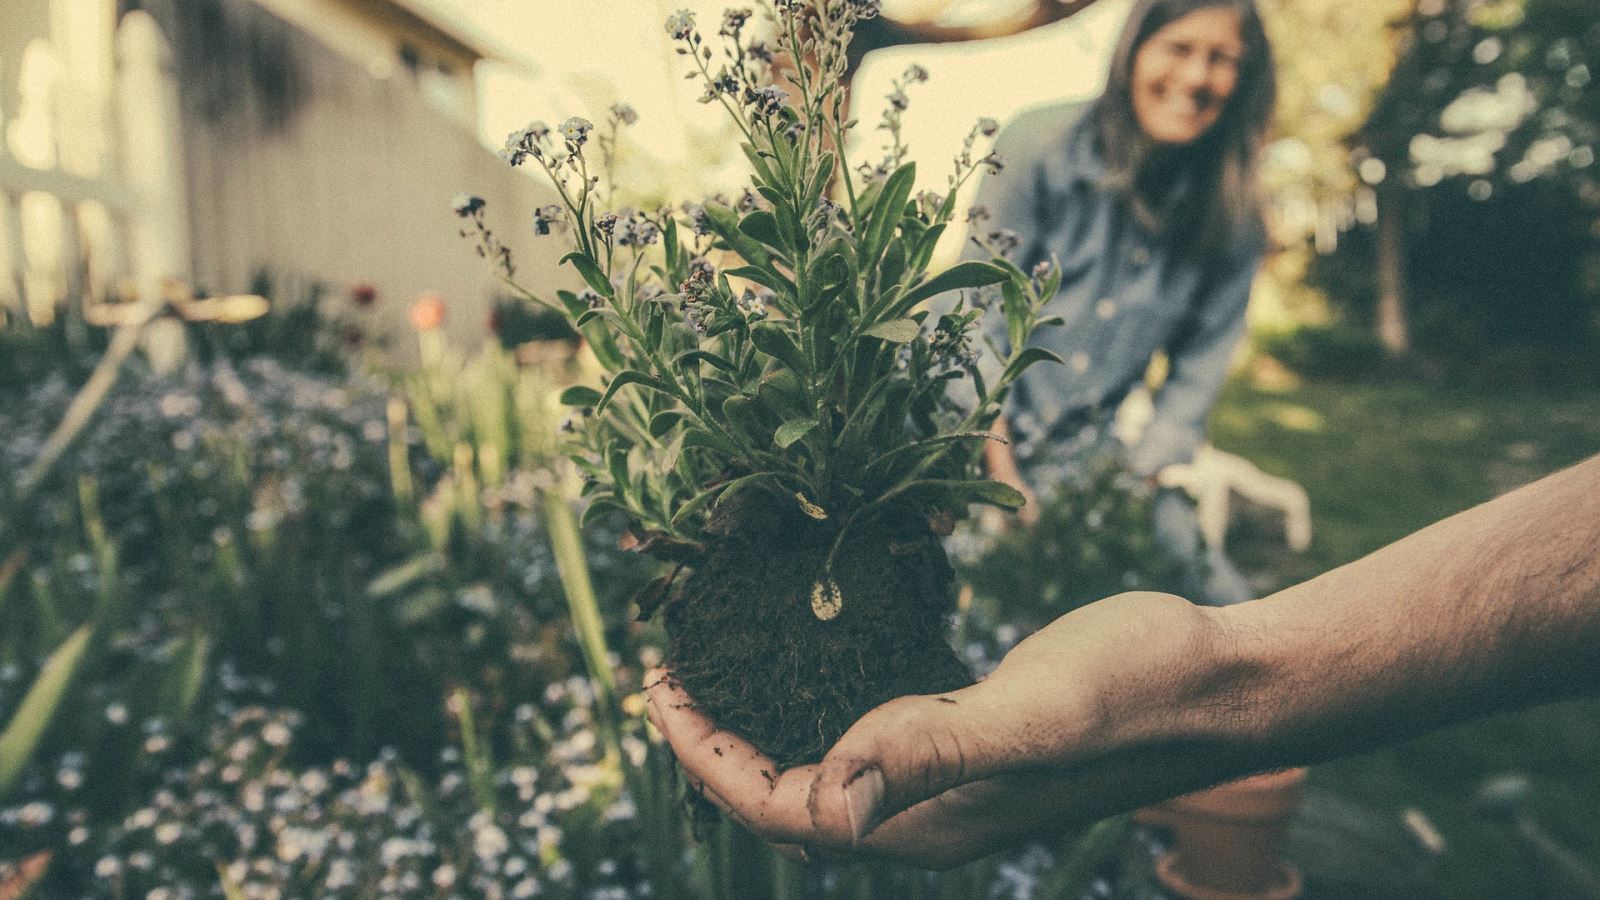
[661,498,973,768]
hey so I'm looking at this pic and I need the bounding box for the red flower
[350,283,378,309]
[409,293,446,331]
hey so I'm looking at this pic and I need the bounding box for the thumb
[805,685,1003,848]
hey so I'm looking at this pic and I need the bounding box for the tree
[1354,0,1600,356]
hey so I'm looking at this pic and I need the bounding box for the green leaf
[560,251,614,297]
[703,203,772,268]
[724,264,795,295]
[740,142,779,188]
[575,306,624,330]
[862,432,998,481]
[580,494,628,529]
[672,472,781,530]
[596,371,678,414]
[649,410,685,438]
[669,482,726,529]
[672,349,737,373]
[367,553,447,598]
[749,322,809,377]
[1001,347,1065,386]
[657,431,686,474]
[706,316,748,339]
[559,386,603,407]
[159,632,209,723]
[897,261,1009,313]
[881,478,1026,510]
[721,395,771,444]
[880,236,908,289]
[774,419,818,449]
[909,222,947,272]
[757,370,808,420]
[866,162,916,261]
[0,625,93,799]
[861,319,920,343]
[663,216,681,272]
[717,472,785,508]
[739,210,786,251]
[807,152,836,206]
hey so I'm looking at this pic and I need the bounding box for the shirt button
[1096,298,1117,319]
[1069,351,1091,373]
[1128,246,1151,269]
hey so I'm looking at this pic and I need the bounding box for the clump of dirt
[659,497,972,768]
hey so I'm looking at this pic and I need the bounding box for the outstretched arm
[647,454,1600,868]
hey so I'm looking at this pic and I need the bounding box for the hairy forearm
[1207,454,1600,768]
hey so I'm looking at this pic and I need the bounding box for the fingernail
[842,768,884,845]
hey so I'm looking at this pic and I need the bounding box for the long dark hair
[1093,0,1276,256]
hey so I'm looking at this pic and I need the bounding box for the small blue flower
[665,9,696,40]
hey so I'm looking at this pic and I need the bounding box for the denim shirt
[957,101,1263,477]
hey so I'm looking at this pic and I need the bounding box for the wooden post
[114,11,190,308]
[1375,184,1411,357]
[0,188,28,327]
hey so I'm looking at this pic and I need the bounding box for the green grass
[1210,374,1600,899]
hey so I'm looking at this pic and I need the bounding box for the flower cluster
[453,193,514,278]
[1,692,652,898]
[533,203,568,236]
[460,0,1051,592]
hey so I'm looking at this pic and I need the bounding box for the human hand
[646,591,1245,869]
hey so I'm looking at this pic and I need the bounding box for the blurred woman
[969,0,1277,605]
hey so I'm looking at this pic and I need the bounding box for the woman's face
[1130,6,1245,146]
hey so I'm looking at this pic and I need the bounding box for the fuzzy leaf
[882,478,1026,510]
[657,431,686,474]
[897,261,1009,313]
[862,432,999,482]
[672,349,737,373]
[749,322,809,377]
[704,203,772,268]
[865,162,916,262]
[909,222,947,272]
[741,142,779,187]
[774,418,818,449]
[1001,347,1065,386]
[560,251,614,297]
[663,217,681,272]
[721,395,771,444]
[861,319,920,343]
[580,494,628,530]
[649,410,685,439]
[559,386,603,407]
[739,210,786,252]
[596,371,677,414]
[724,264,794,295]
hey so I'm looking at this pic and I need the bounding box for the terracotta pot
[1135,768,1308,900]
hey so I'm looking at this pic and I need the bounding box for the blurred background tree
[1333,0,1600,368]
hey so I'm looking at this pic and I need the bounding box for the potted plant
[455,0,1064,768]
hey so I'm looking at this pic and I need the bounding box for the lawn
[1210,372,1600,899]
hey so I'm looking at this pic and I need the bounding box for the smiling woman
[1129,6,1243,145]
[968,0,1277,610]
